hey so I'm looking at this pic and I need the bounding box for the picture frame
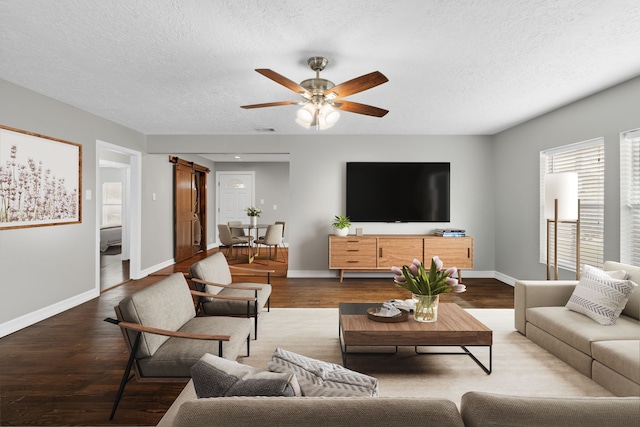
[0,125,82,230]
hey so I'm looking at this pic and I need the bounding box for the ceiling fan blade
[334,100,389,117]
[256,69,310,95]
[325,71,388,98]
[241,101,301,109]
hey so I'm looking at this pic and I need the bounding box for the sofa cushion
[190,353,300,398]
[605,261,640,320]
[267,347,378,397]
[565,265,637,325]
[460,391,640,427]
[168,395,465,427]
[526,306,640,355]
[591,340,640,384]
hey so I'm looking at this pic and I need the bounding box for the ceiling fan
[241,56,389,130]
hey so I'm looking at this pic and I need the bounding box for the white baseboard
[0,288,99,338]
[139,258,175,278]
[287,270,335,278]
[495,271,517,287]
[288,269,511,284]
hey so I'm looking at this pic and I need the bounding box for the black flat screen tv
[346,162,450,222]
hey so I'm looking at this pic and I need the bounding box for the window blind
[621,129,640,265]
[540,138,605,271]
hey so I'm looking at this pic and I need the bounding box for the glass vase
[412,294,439,322]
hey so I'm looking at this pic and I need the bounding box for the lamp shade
[544,172,578,220]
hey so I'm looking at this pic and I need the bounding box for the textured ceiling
[1,0,640,135]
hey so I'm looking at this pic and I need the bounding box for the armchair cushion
[268,347,378,397]
[118,273,197,357]
[199,284,272,316]
[566,265,637,325]
[189,253,233,294]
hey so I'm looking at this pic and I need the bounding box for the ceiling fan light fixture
[296,103,316,124]
[320,103,340,126]
[242,56,388,130]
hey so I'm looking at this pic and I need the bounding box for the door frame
[215,171,255,246]
[95,141,142,288]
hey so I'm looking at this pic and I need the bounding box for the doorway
[171,157,209,263]
[216,171,256,241]
[96,141,142,292]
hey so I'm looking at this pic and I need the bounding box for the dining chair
[255,223,284,265]
[218,224,247,259]
[228,220,253,244]
[274,220,287,261]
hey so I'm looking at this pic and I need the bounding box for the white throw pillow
[268,347,378,397]
[566,265,638,325]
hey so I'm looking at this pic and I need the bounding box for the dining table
[228,223,268,264]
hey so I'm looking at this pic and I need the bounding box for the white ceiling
[2,0,640,136]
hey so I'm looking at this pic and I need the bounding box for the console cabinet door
[377,237,424,268]
[329,236,377,268]
[424,236,474,269]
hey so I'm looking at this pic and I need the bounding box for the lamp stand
[547,199,581,280]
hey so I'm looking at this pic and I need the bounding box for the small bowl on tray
[366,306,408,323]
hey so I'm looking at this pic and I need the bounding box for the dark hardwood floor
[0,248,513,426]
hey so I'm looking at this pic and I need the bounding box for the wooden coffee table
[338,302,492,373]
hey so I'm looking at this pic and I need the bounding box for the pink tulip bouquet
[391,256,466,296]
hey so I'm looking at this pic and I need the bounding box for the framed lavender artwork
[0,125,82,229]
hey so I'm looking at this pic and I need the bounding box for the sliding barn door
[171,157,209,263]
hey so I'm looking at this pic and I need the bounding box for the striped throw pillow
[566,265,637,325]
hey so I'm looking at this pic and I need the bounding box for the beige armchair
[189,252,273,339]
[106,272,252,420]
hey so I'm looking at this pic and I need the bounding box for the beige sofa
[515,261,640,396]
[157,380,639,426]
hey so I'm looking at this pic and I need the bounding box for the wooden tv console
[328,234,473,282]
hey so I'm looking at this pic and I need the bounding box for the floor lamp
[545,173,580,280]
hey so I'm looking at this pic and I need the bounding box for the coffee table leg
[463,345,492,374]
[414,345,492,374]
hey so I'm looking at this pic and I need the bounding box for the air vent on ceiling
[254,127,276,132]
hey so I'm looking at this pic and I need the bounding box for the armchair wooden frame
[188,264,273,339]
[105,286,252,420]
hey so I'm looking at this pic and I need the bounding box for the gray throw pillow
[190,353,300,398]
[190,360,239,398]
[225,378,295,397]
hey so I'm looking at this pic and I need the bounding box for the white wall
[493,76,640,280]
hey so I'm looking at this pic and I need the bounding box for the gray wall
[2,74,638,335]
[213,161,290,244]
[147,134,496,277]
[493,76,640,280]
[0,80,146,331]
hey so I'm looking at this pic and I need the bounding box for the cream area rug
[237,308,613,406]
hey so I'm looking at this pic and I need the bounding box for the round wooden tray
[366,307,408,323]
